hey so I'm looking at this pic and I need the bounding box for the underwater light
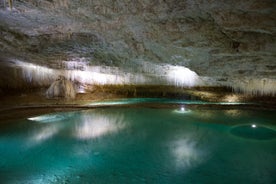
[230,124,276,140]
[28,114,66,123]
[173,106,191,114]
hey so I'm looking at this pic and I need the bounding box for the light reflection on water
[0,107,275,183]
[171,137,204,170]
[28,125,61,146]
[73,111,126,140]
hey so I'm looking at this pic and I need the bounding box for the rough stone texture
[0,0,275,95]
[46,76,76,99]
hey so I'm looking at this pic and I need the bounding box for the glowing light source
[28,114,67,123]
[166,65,199,87]
[231,124,276,140]
[173,106,191,114]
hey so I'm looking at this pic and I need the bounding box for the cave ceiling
[0,0,275,93]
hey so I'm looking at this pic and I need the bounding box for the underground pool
[0,99,275,184]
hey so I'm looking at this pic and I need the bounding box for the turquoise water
[0,105,276,183]
[88,98,248,106]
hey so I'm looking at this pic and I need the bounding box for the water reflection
[27,124,62,147]
[171,138,200,169]
[1,107,275,183]
[73,110,126,140]
[26,112,77,146]
[223,109,243,117]
[30,125,59,142]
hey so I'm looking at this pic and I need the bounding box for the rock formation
[46,76,76,99]
[0,0,275,95]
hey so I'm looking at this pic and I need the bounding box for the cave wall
[0,0,275,95]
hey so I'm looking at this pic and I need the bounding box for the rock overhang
[0,0,275,95]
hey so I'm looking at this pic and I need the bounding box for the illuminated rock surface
[46,76,76,99]
[0,0,275,95]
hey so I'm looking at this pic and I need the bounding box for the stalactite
[231,78,276,96]
[4,60,276,96]
[8,0,12,10]
[166,65,199,87]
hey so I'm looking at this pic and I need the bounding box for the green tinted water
[0,106,275,184]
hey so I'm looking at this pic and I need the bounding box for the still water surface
[0,105,275,183]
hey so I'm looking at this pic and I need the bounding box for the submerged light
[174,106,191,114]
[28,114,67,123]
[230,124,276,140]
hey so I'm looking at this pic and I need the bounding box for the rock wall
[0,0,275,95]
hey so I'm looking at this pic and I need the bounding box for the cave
[0,0,275,183]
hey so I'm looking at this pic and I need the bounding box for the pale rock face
[46,76,76,99]
[0,0,275,95]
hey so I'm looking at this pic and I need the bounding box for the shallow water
[0,105,276,184]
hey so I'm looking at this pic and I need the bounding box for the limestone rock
[46,76,76,99]
[0,0,275,95]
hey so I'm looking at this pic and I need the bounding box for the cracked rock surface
[0,0,275,95]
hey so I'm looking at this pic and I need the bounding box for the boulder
[46,76,76,99]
